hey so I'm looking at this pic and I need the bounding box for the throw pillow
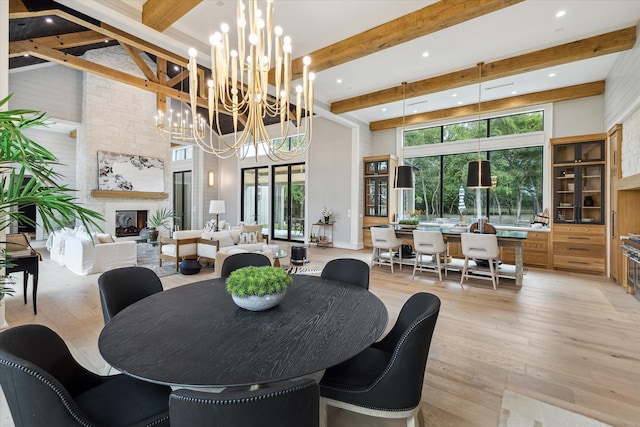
[204,219,217,232]
[209,231,235,248]
[242,225,263,242]
[239,232,257,244]
[94,233,115,244]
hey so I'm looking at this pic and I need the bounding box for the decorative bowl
[231,291,286,311]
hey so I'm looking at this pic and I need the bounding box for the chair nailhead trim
[173,382,314,406]
[0,359,93,427]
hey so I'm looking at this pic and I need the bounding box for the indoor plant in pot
[147,208,175,241]
[0,95,103,327]
[226,266,292,311]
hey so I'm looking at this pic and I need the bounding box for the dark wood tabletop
[98,275,388,388]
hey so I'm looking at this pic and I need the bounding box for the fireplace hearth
[115,210,148,237]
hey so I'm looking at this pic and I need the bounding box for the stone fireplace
[115,210,148,237]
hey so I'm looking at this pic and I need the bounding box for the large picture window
[403,109,544,227]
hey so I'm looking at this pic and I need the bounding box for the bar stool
[370,226,403,273]
[412,230,447,281]
[460,232,500,290]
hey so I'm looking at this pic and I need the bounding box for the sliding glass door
[241,167,269,228]
[272,163,305,242]
[173,171,192,230]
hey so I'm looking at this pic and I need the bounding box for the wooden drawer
[553,225,605,243]
[524,252,549,268]
[553,255,605,273]
[553,242,604,258]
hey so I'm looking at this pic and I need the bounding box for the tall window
[403,110,544,227]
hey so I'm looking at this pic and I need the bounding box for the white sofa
[159,225,270,272]
[46,228,137,275]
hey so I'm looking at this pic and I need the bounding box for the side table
[311,222,334,247]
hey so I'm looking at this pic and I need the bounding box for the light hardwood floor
[2,242,639,427]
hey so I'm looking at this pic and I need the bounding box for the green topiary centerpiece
[226,266,292,311]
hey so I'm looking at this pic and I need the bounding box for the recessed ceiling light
[45,17,53,23]
[336,78,342,84]
[452,93,458,97]
[174,65,179,71]
[512,90,517,95]
[104,40,109,43]
[382,108,387,112]
[549,72,556,77]
[413,109,418,113]
[23,53,29,57]
[457,101,462,105]
[422,51,429,58]
[556,10,566,18]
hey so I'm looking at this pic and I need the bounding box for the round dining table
[98,275,388,388]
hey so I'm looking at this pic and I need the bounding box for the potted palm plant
[147,208,175,241]
[0,94,103,327]
[226,266,292,311]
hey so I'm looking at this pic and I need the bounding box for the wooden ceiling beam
[276,0,524,82]
[119,42,158,83]
[9,40,209,109]
[13,30,112,50]
[9,9,189,67]
[156,58,168,115]
[166,69,190,89]
[9,0,28,14]
[333,27,635,115]
[142,0,202,32]
[370,81,605,131]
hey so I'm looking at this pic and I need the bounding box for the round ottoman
[179,258,202,275]
[291,245,308,265]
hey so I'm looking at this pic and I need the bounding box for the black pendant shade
[466,160,492,188]
[394,165,414,189]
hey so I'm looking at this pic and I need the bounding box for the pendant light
[466,62,492,188]
[394,82,414,189]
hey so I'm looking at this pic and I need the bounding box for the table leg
[23,272,29,305]
[515,242,523,287]
[32,273,38,315]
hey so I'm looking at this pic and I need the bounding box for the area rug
[280,264,322,276]
[136,243,177,277]
[499,390,612,427]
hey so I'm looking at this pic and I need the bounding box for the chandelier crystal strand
[188,0,314,161]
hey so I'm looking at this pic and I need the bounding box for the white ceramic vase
[232,291,286,311]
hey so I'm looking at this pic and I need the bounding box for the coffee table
[272,249,287,267]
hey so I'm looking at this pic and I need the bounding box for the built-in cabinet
[363,155,397,248]
[551,134,606,274]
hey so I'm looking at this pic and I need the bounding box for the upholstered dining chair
[321,258,370,289]
[370,226,403,273]
[319,292,441,427]
[220,252,272,278]
[412,230,447,281]
[469,221,497,234]
[460,232,500,290]
[170,378,319,427]
[0,324,171,427]
[98,266,164,323]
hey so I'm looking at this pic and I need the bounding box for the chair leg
[460,257,469,286]
[319,399,328,427]
[435,254,442,281]
[412,253,419,279]
[489,258,497,290]
[390,249,394,274]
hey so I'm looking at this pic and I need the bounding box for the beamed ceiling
[8,0,640,135]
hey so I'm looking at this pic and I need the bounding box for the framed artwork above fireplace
[97,151,164,192]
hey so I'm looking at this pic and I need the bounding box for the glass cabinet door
[365,177,388,217]
[580,164,603,224]
[554,141,604,164]
[554,167,576,222]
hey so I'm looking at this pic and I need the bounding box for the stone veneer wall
[78,46,171,235]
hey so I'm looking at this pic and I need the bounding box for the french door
[241,167,269,227]
[272,163,306,242]
[173,171,192,230]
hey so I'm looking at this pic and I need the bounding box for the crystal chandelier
[187,0,315,161]
[155,67,206,142]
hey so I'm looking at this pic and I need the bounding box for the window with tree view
[403,110,544,227]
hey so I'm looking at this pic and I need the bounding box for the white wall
[553,95,604,137]
[8,64,82,123]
